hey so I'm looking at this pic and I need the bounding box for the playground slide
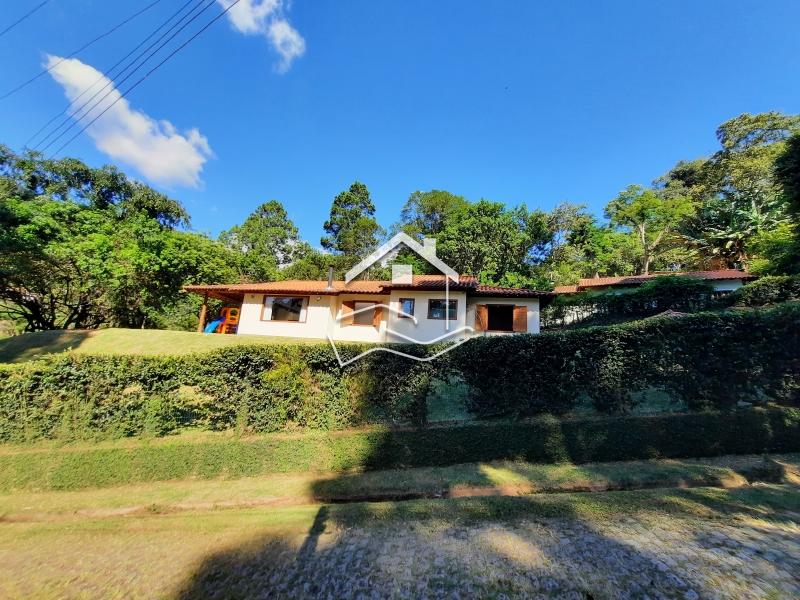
[203,318,223,334]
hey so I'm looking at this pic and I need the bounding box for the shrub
[718,275,800,307]
[0,304,797,441]
[542,276,715,328]
[0,343,435,442]
[448,303,800,416]
[0,407,796,491]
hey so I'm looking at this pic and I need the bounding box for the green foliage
[605,184,695,275]
[395,189,469,237]
[0,342,434,442]
[321,181,384,260]
[436,199,553,286]
[543,276,716,328]
[219,200,301,281]
[449,303,800,415]
[0,407,796,491]
[677,112,800,268]
[0,146,239,331]
[2,305,795,442]
[776,132,800,217]
[719,275,800,307]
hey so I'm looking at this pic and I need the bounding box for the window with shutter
[513,305,528,332]
[475,304,487,331]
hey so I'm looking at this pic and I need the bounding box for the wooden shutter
[372,305,383,329]
[513,305,528,332]
[341,300,355,326]
[475,304,488,332]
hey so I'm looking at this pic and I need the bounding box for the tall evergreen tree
[220,200,301,281]
[321,181,384,259]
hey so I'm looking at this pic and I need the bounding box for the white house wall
[386,290,468,343]
[236,291,539,341]
[237,293,336,339]
[466,296,540,334]
[331,294,388,343]
[711,279,743,292]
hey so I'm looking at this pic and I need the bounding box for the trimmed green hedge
[0,304,797,441]
[449,303,800,416]
[0,343,436,442]
[542,276,716,328]
[1,407,797,491]
[718,275,800,308]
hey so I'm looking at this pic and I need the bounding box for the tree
[436,200,552,286]
[776,132,800,217]
[567,218,642,278]
[321,182,384,260]
[0,146,236,331]
[605,184,694,274]
[395,189,468,238]
[220,200,301,281]
[678,112,800,268]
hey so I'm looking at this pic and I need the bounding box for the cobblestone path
[179,514,800,599]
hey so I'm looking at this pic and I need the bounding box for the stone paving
[178,514,800,599]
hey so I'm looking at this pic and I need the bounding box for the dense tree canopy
[604,185,694,275]
[0,147,237,331]
[219,200,301,281]
[321,181,384,260]
[2,110,799,333]
[396,189,469,238]
[435,200,552,286]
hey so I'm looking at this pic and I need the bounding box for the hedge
[0,304,797,442]
[718,275,800,308]
[448,302,800,417]
[542,274,800,329]
[0,407,797,491]
[0,343,437,442]
[541,276,716,328]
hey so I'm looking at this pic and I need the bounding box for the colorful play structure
[203,306,240,334]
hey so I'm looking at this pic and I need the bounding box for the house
[553,269,755,296]
[184,275,552,343]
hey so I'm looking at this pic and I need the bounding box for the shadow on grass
[0,330,92,363]
[171,430,800,598]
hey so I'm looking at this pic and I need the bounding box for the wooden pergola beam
[196,292,209,333]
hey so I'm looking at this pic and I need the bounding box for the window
[353,301,376,326]
[398,298,415,318]
[262,296,307,322]
[428,299,457,320]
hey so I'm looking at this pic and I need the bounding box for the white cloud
[217,0,305,72]
[45,55,212,188]
[268,19,306,73]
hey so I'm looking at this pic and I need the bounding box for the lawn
[2,453,797,516]
[0,327,318,363]
[1,430,799,599]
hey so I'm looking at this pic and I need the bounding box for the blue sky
[1,0,799,245]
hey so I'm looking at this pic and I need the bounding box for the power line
[28,0,204,150]
[38,0,218,154]
[0,0,53,39]
[1,0,164,101]
[49,0,243,158]
[27,0,198,148]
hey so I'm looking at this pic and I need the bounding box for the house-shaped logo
[328,232,473,366]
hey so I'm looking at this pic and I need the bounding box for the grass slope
[0,454,796,520]
[0,328,317,363]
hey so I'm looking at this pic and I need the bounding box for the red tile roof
[473,285,553,298]
[554,270,754,293]
[553,284,579,294]
[184,275,551,300]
